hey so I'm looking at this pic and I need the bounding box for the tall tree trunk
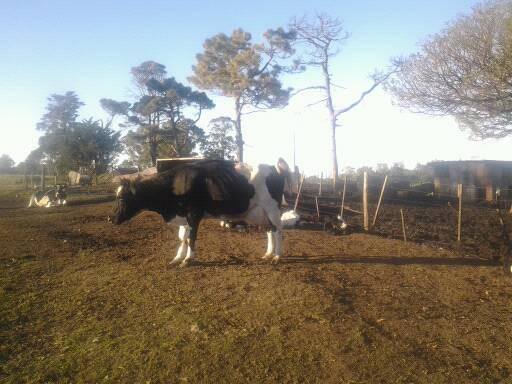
[234,97,244,162]
[330,123,339,189]
[322,62,339,189]
[150,137,158,166]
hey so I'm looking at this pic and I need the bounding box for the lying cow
[110,159,291,266]
[28,185,67,208]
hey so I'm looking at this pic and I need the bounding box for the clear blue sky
[2,0,510,174]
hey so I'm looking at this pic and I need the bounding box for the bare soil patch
[1,196,511,383]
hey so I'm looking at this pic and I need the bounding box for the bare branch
[304,98,328,108]
[335,70,398,117]
[290,86,326,97]
[385,1,512,139]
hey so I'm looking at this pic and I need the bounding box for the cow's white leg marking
[180,239,195,267]
[170,225,189,265]
[272,229,282,264]
[265,205,283,264]
[263,231,274,259]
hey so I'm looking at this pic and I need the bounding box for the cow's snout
[107,216,112,223]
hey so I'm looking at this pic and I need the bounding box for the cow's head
[110,178,140,224]
[56,185,67,201]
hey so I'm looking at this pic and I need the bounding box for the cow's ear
[276,158,290,174]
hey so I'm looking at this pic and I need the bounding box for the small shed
[428,160,512,201]
[68,171,92,186]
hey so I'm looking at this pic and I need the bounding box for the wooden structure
[429,160,512,202]
[156,157,203,173]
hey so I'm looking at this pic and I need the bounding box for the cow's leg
[180,211,203,267]
[27,195,35,208]
[262,230,275,259]
[265,207,283,264]
[170,225,190,265]
[272,227,283,264]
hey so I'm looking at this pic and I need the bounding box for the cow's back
[160,160,256,216]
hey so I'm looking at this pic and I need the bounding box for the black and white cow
[27,185,67,208]
[110,159,291,266]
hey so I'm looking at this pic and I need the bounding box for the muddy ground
[296,193,512,261]
[1,193,512,383]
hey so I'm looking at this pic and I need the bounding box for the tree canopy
[200,117,237,160]
[69,118,123,174]
[0,154,15,174]
[37,91,84,135]
[35,92,123,174]
[189,28,295,161]
[120,61,214,166]
[386,0,512,139]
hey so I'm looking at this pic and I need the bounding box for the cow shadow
[280,254,499,268]
[174,254,499,269]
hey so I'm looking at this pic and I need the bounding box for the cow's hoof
[271,256,280,264]
[262,253,273,260]
[169,258,183,266]
[179,260,190,268]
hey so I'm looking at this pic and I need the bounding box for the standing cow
[110,159,291,266]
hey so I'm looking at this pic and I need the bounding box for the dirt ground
[297,192,511,261]
[348,201,511,261]
[1,194,512,383]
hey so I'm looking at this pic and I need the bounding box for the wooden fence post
[41,165,46,190]
[294,174,305,212]
[340,175,347,220]
[457,183,463,242]
[363,172,369,231]
[315,196,320,221]
[400,209,407,242]
[372,175,388,227]
[23,165,28,190]
[496,190,512,275]
[319,172,323,196]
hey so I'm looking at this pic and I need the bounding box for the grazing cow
[28,185,67,208]
[110,159,291,266]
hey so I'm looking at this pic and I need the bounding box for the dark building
[428,160,512,201]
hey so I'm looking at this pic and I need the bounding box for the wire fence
[290,177,512,262]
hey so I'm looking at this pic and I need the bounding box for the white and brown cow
[110,159,291,266]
